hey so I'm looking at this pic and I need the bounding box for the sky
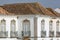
[0,0,60,9]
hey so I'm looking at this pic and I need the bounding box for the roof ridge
[47,8,59,16]
[0,2,60,17]
[2,2,39,6]
[26,4,40,14]
[50,8,58,16]
[37,3,56,16]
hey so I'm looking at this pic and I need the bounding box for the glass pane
[1,20,6,32]
[11,20,16,32]
[41,20,45,31]
[10,20,17,38]
[49,20,53,31]
[0,19,7,37]
[56,21,59,31]
[23,20,30,36]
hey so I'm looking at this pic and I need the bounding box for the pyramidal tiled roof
[0,2,60,17]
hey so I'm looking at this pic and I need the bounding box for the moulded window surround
[1,19,6,32]
[41,19,46,38]
[41,19,45,31]
[49,20,54,37]
[22,19,30,37]
[0,19,7,37]
[10,20,18,38]
[49,20,53,31]
[56,21,60,37]
[10,20,16,32]
[56,21,59,32]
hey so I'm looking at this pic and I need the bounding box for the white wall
[0,15,17,38]
[0,15,35,40]
[18,15,35,40]
[37,15,60,40]
[0,15,60,40]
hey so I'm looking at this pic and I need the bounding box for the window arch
[23,19,30,32]
[23,19,30,36]
[49,20,53,31]
[1,19,6,32]
[56,20,59,31]
[10,20,16,32]
[41,19,45,31]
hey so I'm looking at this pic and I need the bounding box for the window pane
[11,20,16,32]
[49,20,54,37]
[23,20,30,36]
[1,19,6,32]
[49,20,53,31]
[10,20,17,38]
[56,21,60,37]
[56,21,59,31]
[23,20,30,31]
[0,19,7,37]
[41,20,45,31]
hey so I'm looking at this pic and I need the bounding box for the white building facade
[0,2,60,40]
[37,15,60,40]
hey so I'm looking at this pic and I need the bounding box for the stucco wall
[0,15,17,37]
[0,15,60,40]
[18,15,35,40]
[37,15,60,40]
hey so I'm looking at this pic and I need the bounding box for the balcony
[0,31,8,38]
[10,31,18,38]
[41,31,46,38]
[56,32,60,37]
[22,31,31,37]
[49,31,54,37]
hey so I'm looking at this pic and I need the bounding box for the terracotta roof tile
[47,8,60,17]
[0,2,59,17]
[0,7,9,15]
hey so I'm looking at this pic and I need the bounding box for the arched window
[23,19,30,36]
[56,21,60,37]
[49,20,53,31]
[56,21,59,32]
[1,19,6,32]
[49,20,54,37]
[10,20,17,37]
[10,20,16,32]
[41,20,45,31]
[41,19,46,37]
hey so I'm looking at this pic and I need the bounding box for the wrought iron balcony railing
[10,31,18,38]
[56,31,60,37]
[22,31,31,37]
[49,31,54,37]
[41,31,46,38]
[0,31,8,38]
